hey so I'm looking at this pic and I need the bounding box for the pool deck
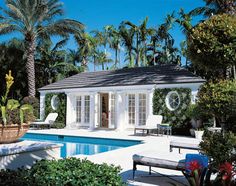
[28,129,200,186]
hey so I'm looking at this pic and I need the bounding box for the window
[128,94,135,125]
[51,95,59,110]
[110,94,116,126]
[165,91,180,111]
[76,96,82,123]
[84,95,90,123]
[138,94,146,125]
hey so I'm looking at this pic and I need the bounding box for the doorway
[100,93,109,128]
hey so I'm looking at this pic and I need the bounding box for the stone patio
[28,129,199,186]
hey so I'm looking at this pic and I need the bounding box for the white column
[39,92,46,120]
[148,89,154,117]
[89,93,95,130]
[66,93,75,128]
[94,93,99,128]
[115,91,123,130]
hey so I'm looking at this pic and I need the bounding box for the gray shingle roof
[39,65,205,91]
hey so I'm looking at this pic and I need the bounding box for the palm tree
[35,38,68,85]
[96,51,113,70]
[122,17,154,67]
[0,0,84,97]
[106,25,121,69]
[67,49,80,67]
[92,27,110,55]
[119,23,135,67]
[75,32,95,71]
[151,13,180,65]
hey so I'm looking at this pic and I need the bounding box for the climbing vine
[45,93,66,127]
[153,88,191,128]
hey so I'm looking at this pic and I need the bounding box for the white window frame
[138,93,147,126]
[165,91,180,111]
[76,95,90,126]
[128,94,136,125]
[109,93,116,128]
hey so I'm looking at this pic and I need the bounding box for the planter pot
[0,123,30,144]
[194,130,204,140]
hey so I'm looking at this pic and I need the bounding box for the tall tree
[35,38,68,85]
[106,25,121,69]
[151,13,180,65]
[75,32,95,70]
[96,51,113,70]
[0,38,27,98]
[122,17,154,67]
[200,0,236,16]
[0,0,84,97]
[67,49,80,67]
[119,23,135,67]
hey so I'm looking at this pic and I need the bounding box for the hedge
[0,158,125,186]
[153,88,191,128]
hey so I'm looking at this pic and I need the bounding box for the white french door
[109,93,116,129]
[76,95,90,126]
[128,93,147,126]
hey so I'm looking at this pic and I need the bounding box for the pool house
[39,65,205,131]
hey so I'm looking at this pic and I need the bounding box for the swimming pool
[21,133,141,158]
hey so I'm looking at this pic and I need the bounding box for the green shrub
[51,122,65,129]
[200,131,236,167]
[187,14,236,78]
[197,80,236,128]
[22,96,39,118]
[0,158,125,186]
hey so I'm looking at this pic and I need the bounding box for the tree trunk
[25,37,36,97]
[93,56,96,71]
[115,48,118,68]
[135,33,139,67]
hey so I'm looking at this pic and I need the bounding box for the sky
[0,0,205,69]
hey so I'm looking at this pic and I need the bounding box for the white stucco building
[39,65,205,131]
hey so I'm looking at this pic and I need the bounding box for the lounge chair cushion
[133,151,185,170]
[170,140,200,150]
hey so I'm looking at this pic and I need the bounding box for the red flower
[219,162,235,181]
[186,160,202,176]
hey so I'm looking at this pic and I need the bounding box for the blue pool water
[21,133,141,158]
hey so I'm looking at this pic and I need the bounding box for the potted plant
[0,71,34,143]
[186,104,204,139]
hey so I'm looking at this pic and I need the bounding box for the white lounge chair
[170,139,201,153]
[30,113,58,129]
[134,115,163,135]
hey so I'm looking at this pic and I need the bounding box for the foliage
[0,39,27,98]
[186,160,202,186]
[197,80,236,125]
[0,0,84,97]
[45,93,66,127]
[0,158,125,186]
[153,88,191,128]
[187,14,236,78]
[200,131,236,166]
[0,71,34,125]
[22,96,39,119]
[200,131,236,185]
[185,104,205,120]
[194,0,236,17]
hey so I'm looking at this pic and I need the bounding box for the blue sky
[0,0,205,69]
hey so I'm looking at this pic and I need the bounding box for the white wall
[39,82,203,131]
